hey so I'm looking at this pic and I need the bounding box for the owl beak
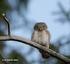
[39,28,42,31]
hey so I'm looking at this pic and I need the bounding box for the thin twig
[2,13,11,36]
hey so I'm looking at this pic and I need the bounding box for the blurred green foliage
[8,50,28,64]
[0,53,3,64]
[49,44,59,52]
[0,0,10,15]
[0,31,6,52]
[0,31,6,64]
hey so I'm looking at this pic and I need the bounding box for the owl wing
[46,30,50,43]
[42,30,50,48]
[31,31,38,42]
[31,31,34,41]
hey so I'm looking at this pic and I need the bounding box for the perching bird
[31,22,50,58]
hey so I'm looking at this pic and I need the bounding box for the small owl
[31,22,50,58]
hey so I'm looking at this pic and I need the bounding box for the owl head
[34,22,47,31]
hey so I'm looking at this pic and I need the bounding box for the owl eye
[43,25,47,29]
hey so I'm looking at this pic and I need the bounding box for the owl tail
[39,49,50,58]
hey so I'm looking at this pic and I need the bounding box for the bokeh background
[0,0,70,64]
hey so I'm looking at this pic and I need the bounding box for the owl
[31,22,50,58]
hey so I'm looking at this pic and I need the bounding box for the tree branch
[0,35,70,63]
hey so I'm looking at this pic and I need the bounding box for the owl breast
[38,30,49,45]
[32,30,49,46]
